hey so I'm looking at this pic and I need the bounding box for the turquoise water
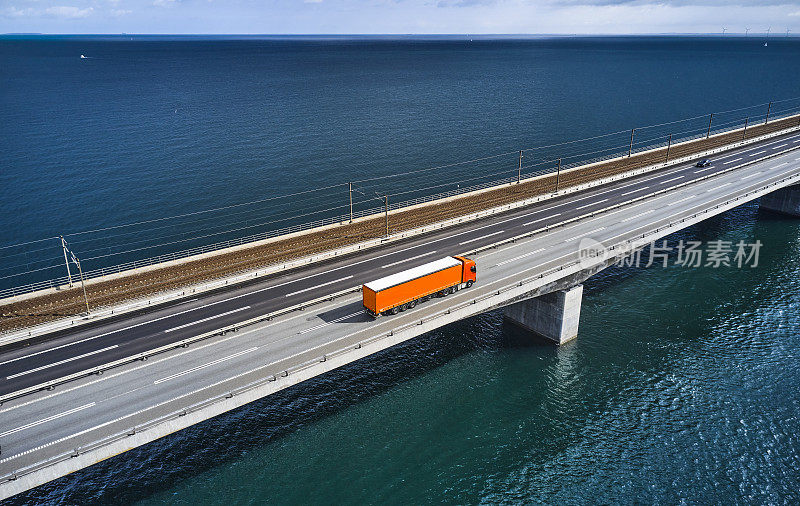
[4,36,800,503]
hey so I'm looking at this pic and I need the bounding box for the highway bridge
[1,126,800,498]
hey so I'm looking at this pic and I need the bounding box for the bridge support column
[760,184,800,217]
[503,285,583,345]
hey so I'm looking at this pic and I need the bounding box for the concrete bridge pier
[760,184,800,217]
[503,285,583,345]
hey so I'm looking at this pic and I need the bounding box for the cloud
[153,0,179,7]
[44,6,94,18]
[2,4,93,19]
[110,8,132,16]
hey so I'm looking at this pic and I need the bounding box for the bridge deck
[1,133,800,498]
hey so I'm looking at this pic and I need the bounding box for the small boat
[80,54,87,59]
[764,42,768,47]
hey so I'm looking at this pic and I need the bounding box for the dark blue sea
[3,35,800,503]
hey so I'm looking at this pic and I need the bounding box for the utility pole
[628,129,635,157]
[555,158,562,192]
[742,116,749,140]
[665,134,672,162]
[60,235,73,288]
[74,256,90,316]
[67,249,89,315]
[706,113,714,138]
[348,182,353,223]
[383,195,389,238]
[765,101,772,124]
[517,150,523,184]
[745,28,750,37]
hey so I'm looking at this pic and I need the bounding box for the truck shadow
[315,302,371,324]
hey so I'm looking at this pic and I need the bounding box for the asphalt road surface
[1,130,799,397]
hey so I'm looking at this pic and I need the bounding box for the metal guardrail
[4,162,799,487]
[3,110,798,299]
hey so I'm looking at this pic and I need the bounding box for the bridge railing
[5,163,800,489]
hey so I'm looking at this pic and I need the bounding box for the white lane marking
[667,196,695,206]
[621,187,648,196]
[523,213,560,226]
[794,139,800,143]
[0,403,96,438]
[723,158,742,165]
[741,172,762,180]
[382,251,438,268]
[163,306,251,333]
[576,198,608,210]
[0,296,358,415]
[299,311,364,335]
[707,183,732,192]
[6,346,119,380]
[660,176,684,184]
[460,230,504,245]
[774,143,788,149]
[694,167,715,174]
[285,276,354,298]
[153,347,258,385]
[750,150,766,156]
[0,296,256,366]
[621,209,656,222]
[495,248,545,267]
[565,227,606,242]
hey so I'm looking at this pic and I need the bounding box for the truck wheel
[390,306,400,315]
[466,280,474,288]
[449,286,456,294]
[408,300,417,309]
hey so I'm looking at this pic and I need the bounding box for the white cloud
[2,4,93,19]
[44,6,94,18]
[110,8,132,16]
[153,0,179,7]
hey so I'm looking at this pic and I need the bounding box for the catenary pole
[383,195,389,238]
[628,129,635,157]
[60,236,73,288]
[665,134,672,162]
[349,182,353,223]
[76,257,89,315]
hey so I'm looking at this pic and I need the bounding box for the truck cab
[454,256,477,286]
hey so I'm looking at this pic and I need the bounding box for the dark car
[696,159,712,167]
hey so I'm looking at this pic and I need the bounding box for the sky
[1,0,799,35]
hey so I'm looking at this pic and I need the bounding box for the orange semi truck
[362,256,477,317]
